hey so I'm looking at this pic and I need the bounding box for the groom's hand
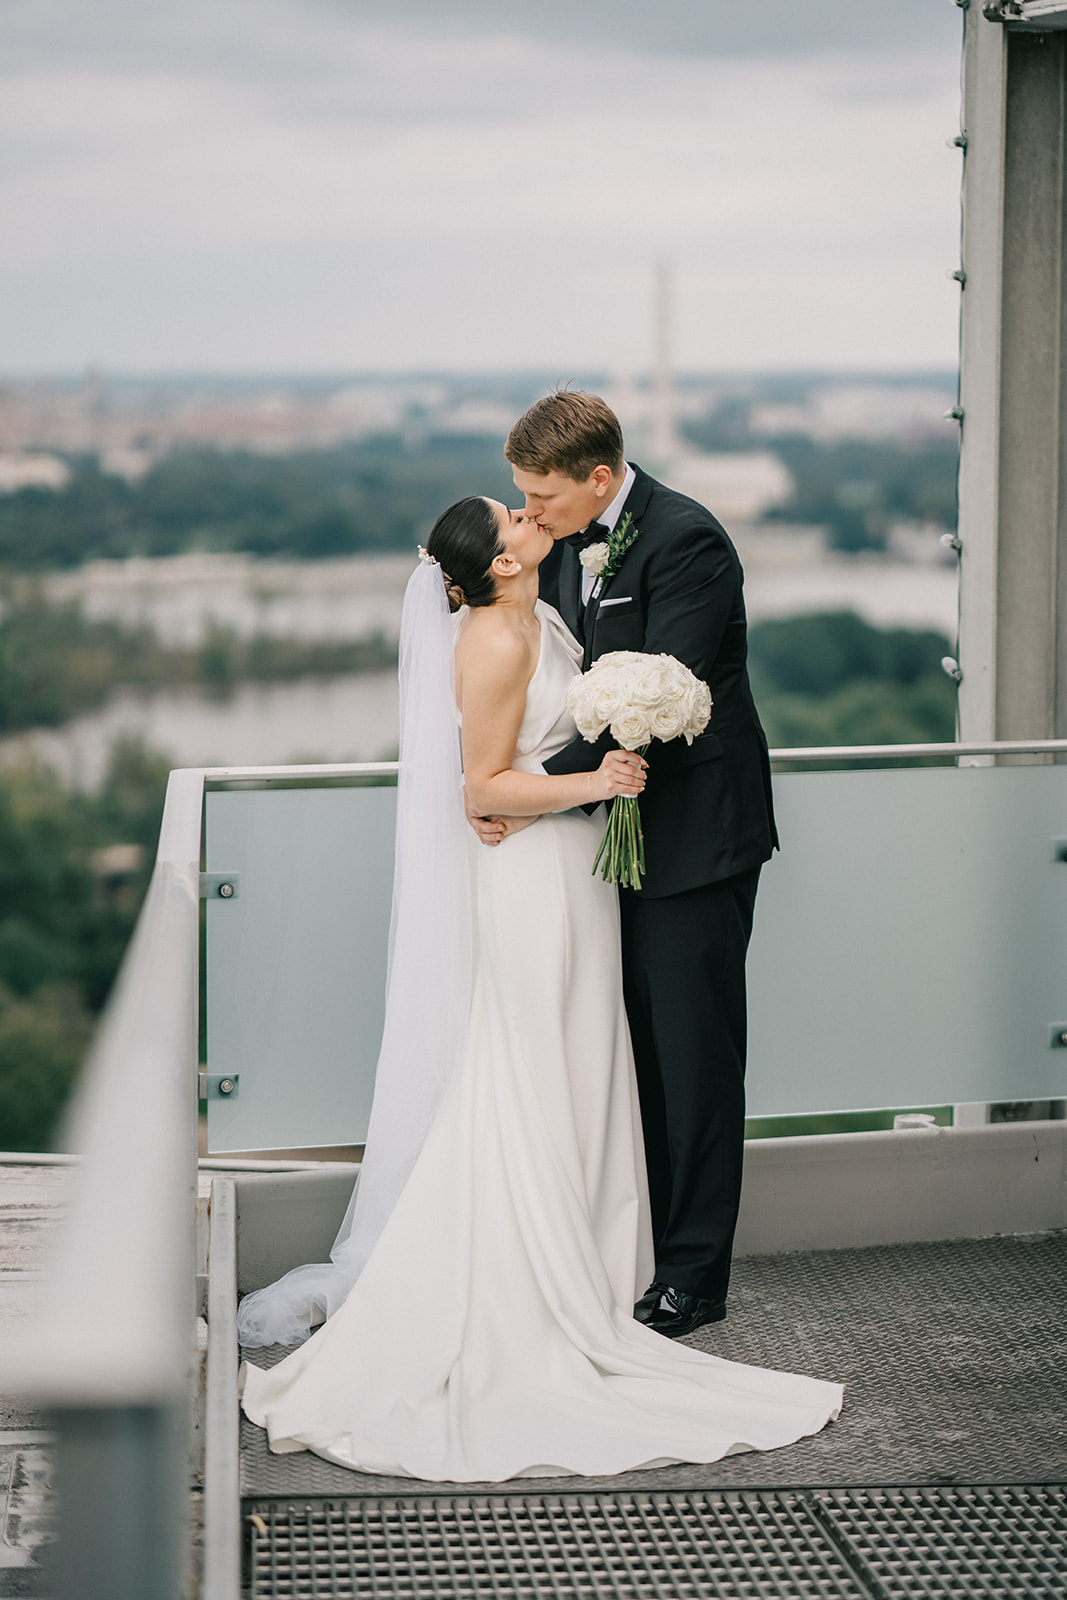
[464,785,506,846]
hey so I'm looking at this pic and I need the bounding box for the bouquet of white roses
[566,651,712,890]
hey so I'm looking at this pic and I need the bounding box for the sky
[0,0,965,375]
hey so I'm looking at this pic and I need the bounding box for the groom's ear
[591,465,614,499]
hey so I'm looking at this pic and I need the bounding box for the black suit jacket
[539,463,777,899]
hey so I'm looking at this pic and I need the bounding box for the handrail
[204,760,399,781]
[768,738,1067,762]
[3,766,203,1406]
[192,740,1067,784]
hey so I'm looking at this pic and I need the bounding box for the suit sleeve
[640,516,739,683]
[541,724,611,778]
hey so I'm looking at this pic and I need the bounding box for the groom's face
[511,466,611,541]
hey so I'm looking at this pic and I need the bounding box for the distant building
[0,452,71,493]
[659,450,794,528]
[749,384,955,442]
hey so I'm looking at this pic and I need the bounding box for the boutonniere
[579,512,640,594]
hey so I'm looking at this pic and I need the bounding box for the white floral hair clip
[417,545,439,566]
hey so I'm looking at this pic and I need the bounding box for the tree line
[0,428,957,569]
[0,593,396,733]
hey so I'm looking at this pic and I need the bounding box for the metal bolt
[218,882,235,898]
[219,1078,236,1095]
[1060,1033,1067,1048]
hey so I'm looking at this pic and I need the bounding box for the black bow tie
[567,520,610,550]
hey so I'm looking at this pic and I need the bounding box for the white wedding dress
[239,599,842,1481]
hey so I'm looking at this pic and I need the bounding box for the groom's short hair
[506,391,625,482]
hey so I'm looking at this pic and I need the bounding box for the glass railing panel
[203,760,1067,1151]
[204,784,396,1153]
[747,763,1067,1116]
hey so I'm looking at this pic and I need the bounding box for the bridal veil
[237,557,473,1348]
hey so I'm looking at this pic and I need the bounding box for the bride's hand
[497,814,538,841]
[590,750,648,803]
[466,807,537,846]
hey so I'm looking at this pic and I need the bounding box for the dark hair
[426,496,504,613]
[505,389,624,481]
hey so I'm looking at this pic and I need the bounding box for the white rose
[651,702,685,741]
[629,671,663,710]
[579,542,609,575]
[592,678,626,722]
[613,709,652,749]
[684,681,713,741]
[565,677,604,741]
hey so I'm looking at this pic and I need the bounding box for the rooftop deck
[4,1143,1067,1598]
[234,1223,1067,1596]
[240,1231,1067,1502]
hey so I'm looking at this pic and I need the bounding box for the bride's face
[487,500,553,570]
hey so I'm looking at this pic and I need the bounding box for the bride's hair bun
[424,497,504,611]
[443,574,468,613]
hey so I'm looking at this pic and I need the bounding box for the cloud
[0,0,964,371]
[1,0,961,72]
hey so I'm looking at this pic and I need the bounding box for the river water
[2,551,958,790]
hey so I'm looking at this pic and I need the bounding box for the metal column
[958,2,1067,750]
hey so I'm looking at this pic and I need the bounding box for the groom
[492,389,777,1337]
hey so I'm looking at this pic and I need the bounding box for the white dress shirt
[580,463,635,607]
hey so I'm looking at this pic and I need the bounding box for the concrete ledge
[735,1120,1067,1256]
[229,1126,1067,1290]
[234,1166,358,1296]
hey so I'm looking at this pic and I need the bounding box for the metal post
[53,1407,187,1600]
[958,5,1067,752]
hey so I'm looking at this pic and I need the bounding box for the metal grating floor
[244,1484,1067,1599]
[241,1233,1067,1499]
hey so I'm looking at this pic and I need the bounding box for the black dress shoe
[640,1285,727,1339]
[633,1281,669,1322]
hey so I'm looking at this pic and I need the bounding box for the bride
[238,495,842,1482]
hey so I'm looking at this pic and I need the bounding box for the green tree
[748,611,958,751]
[0,983,93,1152]
[0,739,170,1149]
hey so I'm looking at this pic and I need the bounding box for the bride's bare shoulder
[455,609,529,683]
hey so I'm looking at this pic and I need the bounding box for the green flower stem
[591,742,649,890]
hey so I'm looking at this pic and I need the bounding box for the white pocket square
[598,595,633,608]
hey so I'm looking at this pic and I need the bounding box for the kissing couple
[238,390,842,1481]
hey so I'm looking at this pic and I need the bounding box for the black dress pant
[620,866,761,1305]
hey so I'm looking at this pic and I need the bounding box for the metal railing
[768,738,1067,762]
[1,766,203,1599]
[4,737,1067,1598]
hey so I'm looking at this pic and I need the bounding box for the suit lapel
[582,580,601,669]
[558,543,582,641]
[583,464,651,668]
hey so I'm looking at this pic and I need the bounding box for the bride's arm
[459,628,646,817]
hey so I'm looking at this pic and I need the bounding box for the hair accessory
[417,545,438,566]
